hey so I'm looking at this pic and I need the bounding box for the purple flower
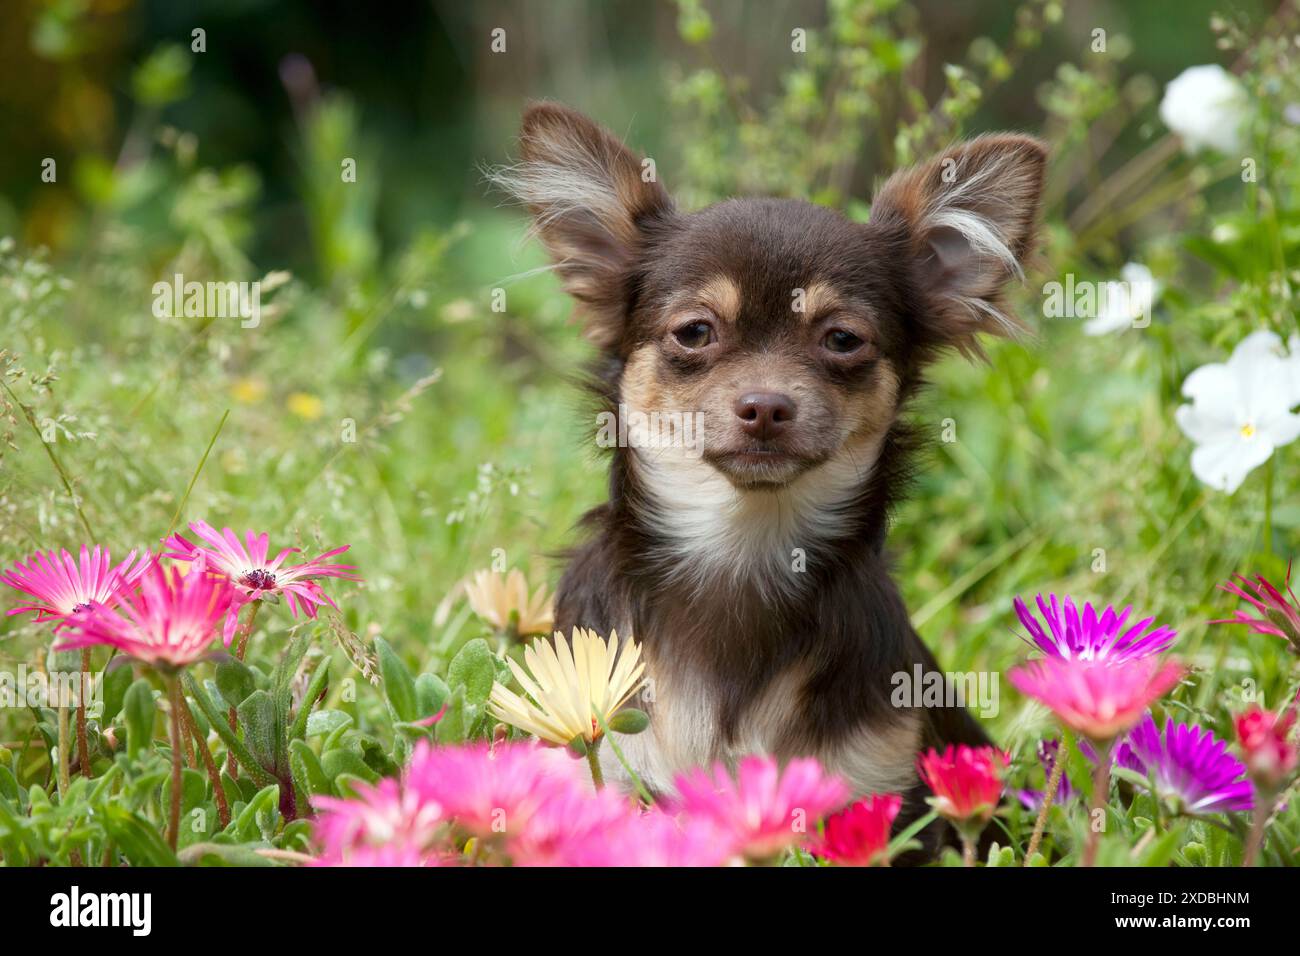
[1014,594,1177,663]
[1015,738,1076,811]
[1115,714,1253,815]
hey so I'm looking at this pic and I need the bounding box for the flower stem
[1243,794,1271,867]
[180,694,230,829]
[585,743,605,790]
[1024,733,1070,864]
[166,675,183,850]
[1263,457,1274,556]
[226,600,261,778]
[1082,740,1113,868]
[961,834,976,867]
[56,701,72,799]
[76,649,92,778]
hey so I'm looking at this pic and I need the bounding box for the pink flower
[556,809,734,867]
[670,755,850,860]
[1235,705,1299,789]
[162,520,359,643]
[1008,656,1184,743]
[313,777,445,867]
[815,793,903,866]
[917,746,1007,824]
[2,546,151,627]
[1216,565,1300,653]
[55,559,234,669]
[505,780,638,867]
[404,741,595,844]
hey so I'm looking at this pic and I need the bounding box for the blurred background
[3,0,1296,762]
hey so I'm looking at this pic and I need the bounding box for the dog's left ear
[869,135,1047,356]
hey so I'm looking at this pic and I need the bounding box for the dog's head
[495,102,1045,496]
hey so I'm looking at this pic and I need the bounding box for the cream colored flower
[488,628,646,746]
[464,568,554,638]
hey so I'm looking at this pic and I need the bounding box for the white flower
[1175,330,1300,493]
[488,628,646,746]
[1159,65,1249,154]
[1235,329,1300,408]
[1083,262,1161,336]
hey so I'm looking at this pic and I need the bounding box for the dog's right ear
[491,102,673,350]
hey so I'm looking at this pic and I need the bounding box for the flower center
[240,568,277,590]
[1240,422,1257,439]
[72,602,94,613]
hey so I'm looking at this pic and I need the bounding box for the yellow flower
[286,391,323,420]
[489,628,646,746]
[231,377,267,403]
[464,568,553,638]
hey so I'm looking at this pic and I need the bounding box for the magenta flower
[1115,714,1253,815]
[2,546,151,627]
[670,755,850,860]
[1215,565,1300,653]
[162,520,359,642]
[815,793,903,867]
[313,777,446,867]
[55,559,234,670]
[556,809,733,867]
[404,741,599,844]
[1014,594,1177,662]
[1008,656,1184,743]
[917,745,1008,824]
[506,779,640,867]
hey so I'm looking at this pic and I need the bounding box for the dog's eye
[823,329,864,354]
[673,320,716,350]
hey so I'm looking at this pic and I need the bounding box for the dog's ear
[869,135,1046,357]
[491,102,673,350]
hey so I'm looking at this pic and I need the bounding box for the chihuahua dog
[493,103,1045,851]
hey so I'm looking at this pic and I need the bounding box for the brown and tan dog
[493,102,1046,855]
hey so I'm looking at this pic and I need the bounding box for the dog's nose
[733,392,797,439]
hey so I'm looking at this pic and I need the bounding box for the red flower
[1235,705,1299,789]
[916,745,1008,824]
[816,793,902,866]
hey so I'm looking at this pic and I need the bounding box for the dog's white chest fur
[606,441,921,796]
[603,656,922,798]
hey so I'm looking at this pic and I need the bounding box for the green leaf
[289,739,332,798]
[122,678,155,758]
[434,685,467,744]
[332,773,372,799]
[101,805,179,867]
[321,749,379,786]
[305,709,351,738]
[234,785,280,842]
[100,660,134,725]
[288,657,331,741]
[181,672,278,788]
[272,630,313,726]
[180,842,275,866]
[415,672,449,718]
[215,657,257,709]
[358,735,399,778]
[447,638,495,706]
[236,690,280,773]
[0,766,18,803]
[375,637,419,722]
